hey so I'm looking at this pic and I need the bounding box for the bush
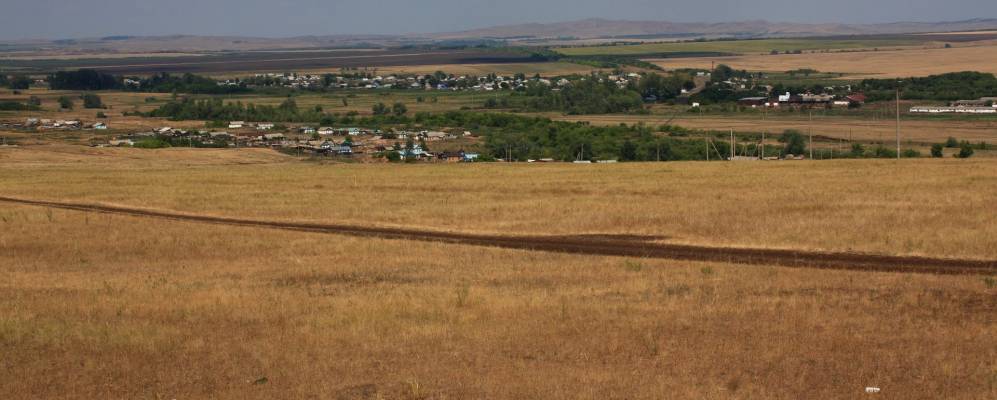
[0,101,40,111]
[779,130,807,156]
[384,151,401,162]
[27,96,41,106]
[945,137,959,148]
[96,112,107,118]
[57,96,74,110]
[930,143,944,158]
[133,137,172,149]
[850,143,865,158]
[957,142,975,158]
[82,93,104,109]
[902,148,921,158]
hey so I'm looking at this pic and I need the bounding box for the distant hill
[431,18,997,40]
[4,18,997,55]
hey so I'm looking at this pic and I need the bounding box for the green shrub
[930,143,944,158]
[957,142,975,158]
[945,137,959,148]
[82,93,104,109]
[133,137,172,149]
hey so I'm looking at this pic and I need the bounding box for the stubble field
[647,43,997,79]
[1,146,995,399]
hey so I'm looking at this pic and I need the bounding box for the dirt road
[2,196,994,275]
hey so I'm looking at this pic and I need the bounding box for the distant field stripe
[2,195,994,276]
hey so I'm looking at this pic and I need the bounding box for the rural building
[737,97,768,107]
[228,121,245,129]
[257,123,275,130]
[910,106,996,114]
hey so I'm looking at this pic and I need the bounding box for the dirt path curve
[2,196,995,276]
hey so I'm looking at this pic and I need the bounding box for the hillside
[432,18,997,40]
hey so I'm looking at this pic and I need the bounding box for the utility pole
[730,129,735,160]
[896,82,901,160]
[706,137,710,161]
[761,131,765,160]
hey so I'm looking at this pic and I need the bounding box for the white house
[257,123,275,130]
[228,121,245,129]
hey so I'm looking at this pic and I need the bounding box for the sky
[3,0,997,40]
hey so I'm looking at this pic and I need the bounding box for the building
[257,123,275,130]
[910,106,996,114]
[228,121,245,129]
[737,97,768,107]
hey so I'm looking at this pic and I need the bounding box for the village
[96,121,484,162]
[218,71,611,92]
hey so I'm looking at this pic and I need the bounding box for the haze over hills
[2,18,997,54]
[432,18,997,39]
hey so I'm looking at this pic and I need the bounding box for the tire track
[2,196,994,276]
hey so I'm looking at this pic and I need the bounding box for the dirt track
[2,196,995,276]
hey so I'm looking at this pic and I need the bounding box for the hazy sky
[3,0,997,40]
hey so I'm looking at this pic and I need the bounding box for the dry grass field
[3,145,996,259]
[0,146,995,399]
[552,113,997,145]
[647,43,997,78]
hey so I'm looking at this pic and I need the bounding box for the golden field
[647,43,997,79]
[3,145,997,259]
[0,146,995,399]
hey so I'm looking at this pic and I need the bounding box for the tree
[8,75,31,90]
[57,96,74,110]
[49,69,121,90]
[945,137,959,148]
[957,142,975,158]
[850,143,865,158]
[779,130,807,156]
[392,102,407,116]
[620,140,638,161]
[931,143,944,158]
[372,102,388,115]
[27,96,41,106]
[82,93,104,109]
[96,112,107,118]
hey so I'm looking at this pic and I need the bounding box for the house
[92,122,107,130]
[438,150,466,162]
[845,93,867,105]
[423,131,447,140]
[318,127,335,135]
[228,121,245,129]
[301,126,317,135]
[257,123,275,130]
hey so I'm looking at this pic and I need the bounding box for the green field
[556,38,926,57]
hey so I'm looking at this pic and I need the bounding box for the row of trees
[1,74,33,90]
[859,72,997,102]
